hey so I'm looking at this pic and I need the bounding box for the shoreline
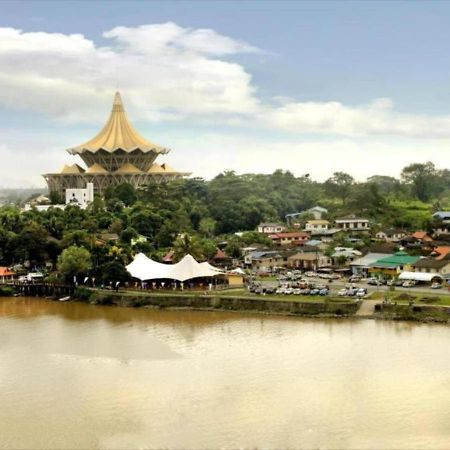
[72,288,450,325]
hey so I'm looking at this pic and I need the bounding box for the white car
[431,282,442,289]
[338,288,348,296]
[402,280,415,288]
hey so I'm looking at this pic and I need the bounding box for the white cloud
[0,24,259,123]
[0,22,450,145]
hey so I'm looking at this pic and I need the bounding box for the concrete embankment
[76,289,359,318]
[374,302,450,323]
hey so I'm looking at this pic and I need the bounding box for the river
[0,297,449,449]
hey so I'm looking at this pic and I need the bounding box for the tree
[57,246,92,283]
[96,261,131,285]
[401,162,437,202]
[324,172,354,205]
[173,234,203,261]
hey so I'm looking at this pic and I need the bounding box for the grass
[96,287,354,304]
[370,290,450,306]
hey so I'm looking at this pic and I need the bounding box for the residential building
[335,216,370,231]
[0,267,15,282]
[331,247,362,265]
[268,231,309,246]
[306,206,328,220]
[257,223,286,234]
[305,220,329,233]
[433,211,450,223]
[412,256,450,279]
[411,231,433,243]
[287,252,331,271]
[375,229,407,243]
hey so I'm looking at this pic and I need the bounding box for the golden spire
[67,92,169,154]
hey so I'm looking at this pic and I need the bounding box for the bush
[0,286,16,296]
[73,286,93,302]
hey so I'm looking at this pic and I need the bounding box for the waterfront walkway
[356,299,382,317]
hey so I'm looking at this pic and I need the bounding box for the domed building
[44,92,189,196]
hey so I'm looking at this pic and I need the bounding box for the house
[331,247,362,266]
[305,220,329,233]
[411,231,433,243]
[287,252,332,271]
[306,206,328,220]
[212,248,232,267]
[369,251,421,277]
[375,229,407,243]
[412,256,450,279]
[268,231,309,246]
[0,267,15,282]
[350,253,392,276]
[257,222,286,234]
[433,211,450,223]
[335,216,370,231]
[433,246,450,260]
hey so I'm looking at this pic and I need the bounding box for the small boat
[59,296,70,302]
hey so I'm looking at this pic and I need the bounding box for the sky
[1,0,450,188]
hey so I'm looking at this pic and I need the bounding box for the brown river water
[0,297,449,449]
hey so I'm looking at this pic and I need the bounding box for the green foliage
[57,245,93,282]
[0,286,15,296]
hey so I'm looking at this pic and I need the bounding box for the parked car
[293,288,301,295]
[402,280,415,288]
[349,275,362,283]
[319,288,329,296]
[284,287,294,295]
[300,288,311,295]
[309,288,320,296]
[431,282,442,289]
[275,287,286,295]
[356,288,367,298]
[338,288,348,296]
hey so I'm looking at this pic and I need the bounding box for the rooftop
[68,92,169,155]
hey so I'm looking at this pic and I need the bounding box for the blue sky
[1,1,450,187]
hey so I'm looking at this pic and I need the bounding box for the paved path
[356,299,381,317]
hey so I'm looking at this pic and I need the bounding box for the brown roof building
[44,92,190,195]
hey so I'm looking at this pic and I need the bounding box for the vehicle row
[276,287,330,296]
[338,287,367,298]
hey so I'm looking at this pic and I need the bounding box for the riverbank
[70,287,450,324]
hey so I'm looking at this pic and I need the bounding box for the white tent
[229,268,246,275]
[126,253,223,282]
[398,271,443,282]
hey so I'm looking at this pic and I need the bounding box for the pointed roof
[68,92,169,155]
[86,163,108,174]
[161,163,177,173]
[148,163,166,173]
[60,164,85,174]
[114,163,142,174]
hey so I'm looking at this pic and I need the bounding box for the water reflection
[0,297,449,449]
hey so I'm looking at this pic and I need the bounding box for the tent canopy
[398,271,443,282]
[126,253,223,282]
